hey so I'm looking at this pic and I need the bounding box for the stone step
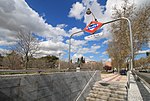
[108,97,126,101]
[110,93,127,99]
[87,92,126,100]
[86,97,95,101]
[87,95,109,100]
[86,97,107,101]
[86,95,126,101]
[85,82,127,101]
[93,84,127,92]
[90,90,111,95]
[92,87,111,92]
[111,90,127,95]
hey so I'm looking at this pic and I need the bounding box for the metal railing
[75,70,98,101]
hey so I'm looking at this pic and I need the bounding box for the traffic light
[146,52,150,56]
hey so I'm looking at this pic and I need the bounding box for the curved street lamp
[68,9,134,85]
[85,8,134,71]
[85,8,134,88]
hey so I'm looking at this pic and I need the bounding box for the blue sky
[24,0,114,62]
[0,0,149,62]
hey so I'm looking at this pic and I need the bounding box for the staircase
[85,81,127,101]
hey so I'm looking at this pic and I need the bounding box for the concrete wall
[0,71,100,101]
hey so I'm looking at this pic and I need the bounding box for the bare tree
[0,54,4,67]
[2,51,22,69]
[81,61,103,70]
[107,0,150,69]
[16,31,39,69]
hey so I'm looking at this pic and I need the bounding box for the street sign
[84,21,103,34]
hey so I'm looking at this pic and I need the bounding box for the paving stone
[108,97,125,101]
[86,81,127,101]
[115,91,127,95]
[86,97,96,101]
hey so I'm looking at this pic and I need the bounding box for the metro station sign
[84,21,103,34]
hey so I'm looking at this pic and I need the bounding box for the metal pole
[68,30,84,64]
[102,17,134,88]
[102,17,134,71]
[121,17,134,71]
[86,8,134,71]
[58,53,61,70]
[122,17,134,88]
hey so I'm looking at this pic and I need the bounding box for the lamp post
[58,53,62,70]
[68,30,84,64]
[86,8,134,88]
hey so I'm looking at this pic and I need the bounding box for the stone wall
[0,71,100,101]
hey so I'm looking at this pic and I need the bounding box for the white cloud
[84,32,103,41]
[69,0,150,40]
[35,40,68,57]
[107,58,111,62]
[0,48,11,56]
[68,0,150,61]
[71,53,92,63]
[1,0,149,61]
[68,2,86,20]
[83,0,104,24]
[66,39,87,47]
[90,45,100,53]
[67,38,100,54]
[67,38,101,62]
[89,56,93,59]
[39,40,67,51]
[102,51,108,55]
[71,53,82,62]
[68,27,84,37]
[102,40,109,45]
[0,0,70,57]
[71,44,100,62]
[102,39,112,45]
[0,40,16,46]
[101,58,111,63]
[0,28,18,46]
[0,0,68,40]
[136,49,150,54]
[35,50,65,58]
[56,24,68,29]
[69,39,87,53]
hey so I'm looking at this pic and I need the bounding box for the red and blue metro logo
[84,21,103,34]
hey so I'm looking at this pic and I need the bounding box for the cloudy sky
[0,0,149,62]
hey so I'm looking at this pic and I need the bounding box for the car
[120,69,127,75]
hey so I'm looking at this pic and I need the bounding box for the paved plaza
[86,72,149,101]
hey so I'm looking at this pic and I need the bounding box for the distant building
[105,61,112,67]
[103,61,112,71]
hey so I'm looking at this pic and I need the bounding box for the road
[134,71,150,84]
[133,71,150,101]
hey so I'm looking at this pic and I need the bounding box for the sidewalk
[128,72,143,101]
[85,72,145,101]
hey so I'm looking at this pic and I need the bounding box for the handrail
[75,70,98,101]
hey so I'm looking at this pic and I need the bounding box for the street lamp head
[86,8,98,22]
[86,8,92,15]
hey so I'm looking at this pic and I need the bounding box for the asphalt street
[133,71,150,101]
